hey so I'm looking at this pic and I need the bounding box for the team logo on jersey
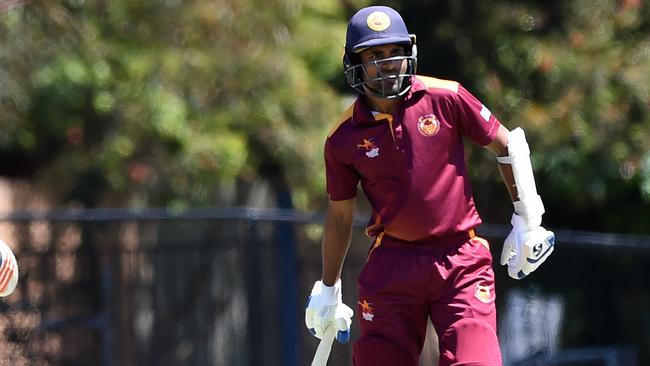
[367,11,391,32]
[359,300,375,321]
[417,114,440,137]
[357,138,380,158]
[475,283,493,304]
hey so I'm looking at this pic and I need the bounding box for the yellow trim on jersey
[416,75,459,93]
[373,112,392,121]
[469,229,491,251]
[328,103,355,138]
[367,232,384,261]
[373,113,396,144]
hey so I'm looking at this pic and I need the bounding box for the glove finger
[500,231,516,265]
[339,303,354,318]
[313,325,324,339]
[305,312,319,338]
[334,315,351,332]
[311,315,326,339]
[336,330,351,344]
[508,262,527,279]
[305,304,315,329]
[334,303,353,329]
[312,311,332,338]
[306,307,326,339]
[507,245,526,280]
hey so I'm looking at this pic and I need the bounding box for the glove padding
[501,214,555,280]
[305,279,353,344]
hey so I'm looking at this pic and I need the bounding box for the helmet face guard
[344,54,417,99]
[343,6,418,99]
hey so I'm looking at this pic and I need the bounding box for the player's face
[358,44,408,95]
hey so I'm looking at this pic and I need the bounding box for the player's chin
[382,77,403,92]
[365,80,400,96]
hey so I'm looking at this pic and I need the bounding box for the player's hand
[305,279,353,344]
[0,240,19,297]
[501,213,555,280]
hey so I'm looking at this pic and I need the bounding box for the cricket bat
[311,326,337,366]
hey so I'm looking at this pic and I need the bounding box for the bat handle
[311,326,337,366]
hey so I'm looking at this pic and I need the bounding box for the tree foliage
[1,0,349,210]
[1,0,650,231]
[393,0,650,233]
[2,1,650,363]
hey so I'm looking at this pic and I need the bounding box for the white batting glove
[0,240,19,297]
[305,279,353,344]
[501,213,555,280]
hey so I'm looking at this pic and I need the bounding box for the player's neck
[364,95,402,115]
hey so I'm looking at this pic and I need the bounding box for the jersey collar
[408,75,427,94]
[350,98,391,126]
[350,76,426,126]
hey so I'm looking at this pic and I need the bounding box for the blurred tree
[0,0,350,210]
[1,0,650,229]
[2,0,650,364]
[378,0,650,234]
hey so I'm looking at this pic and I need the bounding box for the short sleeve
[324,138,359,201]
[453,84,502,146]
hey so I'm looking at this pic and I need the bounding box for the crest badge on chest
[417,114,440,137]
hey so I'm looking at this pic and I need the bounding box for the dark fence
[0,207,648,366]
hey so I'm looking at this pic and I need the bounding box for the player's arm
[485,125,517,202]
[305,198,354,344]
[321,198,355,286]
[485,125,555,279]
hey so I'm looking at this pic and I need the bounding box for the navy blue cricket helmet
[343,6,417,99]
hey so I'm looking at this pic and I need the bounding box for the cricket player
[305,5,555,366]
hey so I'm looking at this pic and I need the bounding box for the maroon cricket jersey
[325,75,501,241]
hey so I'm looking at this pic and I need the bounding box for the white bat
[311,326,337,366]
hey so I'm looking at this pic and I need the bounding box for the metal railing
[0,207,648,366]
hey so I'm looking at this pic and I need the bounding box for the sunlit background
[1,0,650,365]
